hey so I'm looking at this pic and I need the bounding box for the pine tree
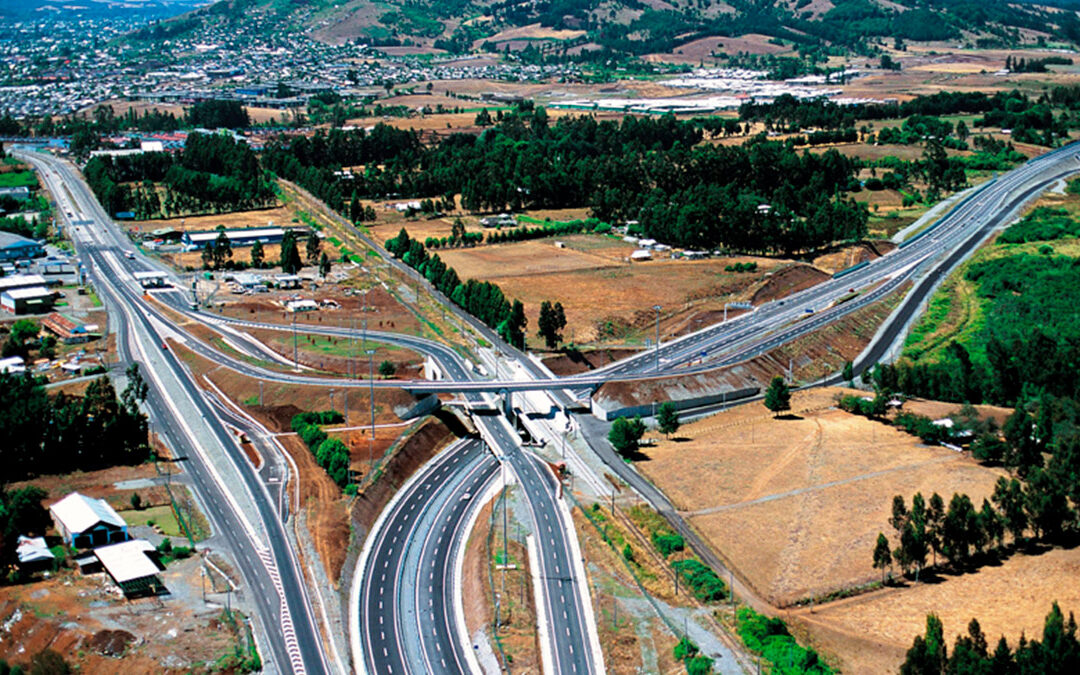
[280,230,302,274]
[306,229,321,263]
[763,376,791,417]
[873,532,892,584]
[319,252,331,278]
[657,402,680,437]
[251,239,265,268]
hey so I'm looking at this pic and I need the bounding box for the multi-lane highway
[18,150,332,675]
[22,136,1079,675]
[354,438,499,674]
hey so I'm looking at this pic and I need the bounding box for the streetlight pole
[292,311,298,370]
[366,348,376,471]
[653,304,662,372]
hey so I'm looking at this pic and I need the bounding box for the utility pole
[653,304,662,372]
[367,348,376,471]
[329,389,335,413]
[292,311,298,370]
[343,390,348,423]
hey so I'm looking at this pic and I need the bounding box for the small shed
[16,536,55,571]
[630,250,653,262]
[93,540,166,597]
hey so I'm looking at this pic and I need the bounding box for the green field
[0,171,37,188]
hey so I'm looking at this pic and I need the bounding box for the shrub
[652,532,685,557]
[673,559,726,602]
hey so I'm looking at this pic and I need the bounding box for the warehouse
[1,286,56,314]
[0,232,45,262]
[181,226,309,251]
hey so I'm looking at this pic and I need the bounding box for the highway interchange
[14,139,1080,675]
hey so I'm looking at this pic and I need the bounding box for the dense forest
[265,108,868,255]
[0,368,150,483]
[740,88,1076,147]
[83,132,276,218]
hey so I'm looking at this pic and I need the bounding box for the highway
[354,438,499,674]
[25,137,1076,675]
[18,150,332,675]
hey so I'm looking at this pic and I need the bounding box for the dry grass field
[437,234,794,345]
[796,546,1080,673]
[637,388,1010,607]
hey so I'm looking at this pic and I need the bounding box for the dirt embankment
[348,414,459,542]
[812,240,898,275]
[542,348,641,376]
[750,264,831,305]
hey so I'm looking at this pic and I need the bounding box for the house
[1,287,56,314]
[41,312,93,344]
[16,535,55,571]
[630,250,653,261]
[479,213,516,228]
[50,492,129,549]
[0,186,30,201]
[0,232,45,262]
[286,299,318,313]
[274,274,301,289]
[0,355,26,374]
[93,539,166,597]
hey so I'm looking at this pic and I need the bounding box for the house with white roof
[49,491,129,549]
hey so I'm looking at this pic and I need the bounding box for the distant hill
[128,0,1080,57]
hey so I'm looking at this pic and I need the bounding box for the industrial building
[1,286,56,314]
[181,226,309,251]
[0,232,45,262]
[50,492,130,549]
[41,312,95,344]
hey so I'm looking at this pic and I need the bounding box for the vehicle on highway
[125,251,135,259]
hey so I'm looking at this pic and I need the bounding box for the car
[125,251,135,259]
[161,342,168,350]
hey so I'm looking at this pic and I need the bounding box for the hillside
[132,0,1080,57]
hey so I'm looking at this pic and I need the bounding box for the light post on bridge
[653,304,662,372]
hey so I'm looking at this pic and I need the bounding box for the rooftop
[50,491,126,534]
[94,539,162,583]
[0,232,40,249]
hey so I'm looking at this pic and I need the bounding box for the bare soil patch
[542,348,641,376]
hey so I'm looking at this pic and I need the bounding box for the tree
[280,230,302,274]
[250,239,265,268]
[657,402,680,437]
[901,614,947,675]
[842,360,854,384]
[992,476,1028,545]
[763,376,791,417]
[537,300,567,349]
[306,230,321,263]
[873,532,892,583]
[319,252,331,278]
[38,335,56,360]
[609,416,646,457]
[201,242,213,270]
[378,360,395,378]
[212,227,232,270]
